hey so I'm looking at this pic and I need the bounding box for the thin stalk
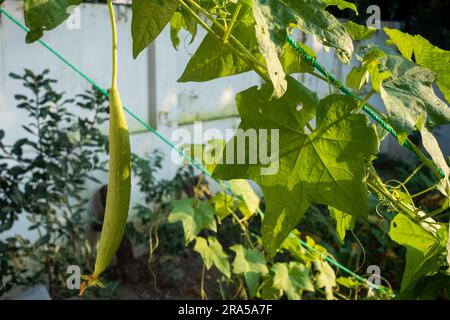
[357,90,375,112]
[411,184,438,198]
[228,208,256,250]
[419,204,450,221]
[223,2,242,44]
[107,0,118,87]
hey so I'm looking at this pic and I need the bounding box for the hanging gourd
[79,0,131,295]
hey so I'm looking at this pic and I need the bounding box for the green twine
[286,35,445,179]
[0,6,392,296]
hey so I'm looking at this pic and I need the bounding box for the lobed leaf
[213,77,378,255]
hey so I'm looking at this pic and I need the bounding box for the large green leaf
[230,244,269,297]
[213,77,378,255]
[24,0,82,43]
[385,28,450,104]
[389,214,447,291]
[380,54,450,141]
[281,0,354,64]
[167,199,217,244]
[194,236,230,278]
[178,3,258,82]
[271,262,314,300]
[131,0,180,58]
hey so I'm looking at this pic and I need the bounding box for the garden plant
[0,0,449,300]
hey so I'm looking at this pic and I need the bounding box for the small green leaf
[132,0,180,58]
[346,66,368,90]
[280,41,316,75]
[168,199,217,244]
[211,192,237,221]
[230,244,268,296]
[230,244,268,275]
[271,262,314,300]
[323,0,358,13]
[194,236,231,278]
[329,206,355,244]
[229,179,260,219]
[344,21,376,41]
[24,0,82,43]
[313,258,336,299]
[389,214,446,292]
[169,11,183,50]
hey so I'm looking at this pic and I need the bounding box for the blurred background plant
[0,69,109,297]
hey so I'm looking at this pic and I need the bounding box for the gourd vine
[3,0,449,299]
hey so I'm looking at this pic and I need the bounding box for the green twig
[223,2,242,44]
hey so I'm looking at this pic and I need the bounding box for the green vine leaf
[344,21,376,41]
[271,262,314,300]
[380,54,450,141]
[329,206,355,244]
[179,3,258,82]
[281,41,316,75]
[167,199,217,244]
[385,28,450,104]
[281,0,354,64]
[24,0,82,43]
[229,179,260,219]
[194,236,231,278]
[213,78,378,256]
[389,213,447,292]
[322,0,357,13]
[419,127,450,196]
[210,192,238,221]
[313,257,336,299]
[131,0,180,58]
[253,0,293,97]
[230,244,269,297]
[346,47,390,92]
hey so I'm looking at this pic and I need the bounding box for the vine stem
[107,0,118,87]
[367,170,416,218]
[223,2,242,44]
